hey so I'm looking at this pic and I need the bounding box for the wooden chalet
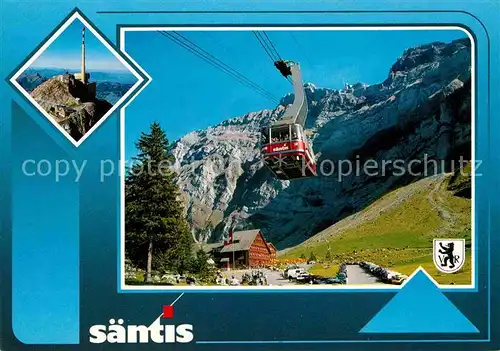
[267,242,277,259]
[204,229,276,268]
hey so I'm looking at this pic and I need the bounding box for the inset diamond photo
[11,13,141,145]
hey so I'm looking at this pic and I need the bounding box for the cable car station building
[204,229,276,268]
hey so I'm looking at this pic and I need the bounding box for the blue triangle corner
[360,268,479,334]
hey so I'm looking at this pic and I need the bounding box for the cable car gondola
[261,60,317,180]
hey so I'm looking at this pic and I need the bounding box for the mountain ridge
[17,68,134,105]
[170,37,472,249]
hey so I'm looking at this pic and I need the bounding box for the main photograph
[122,28,473,288]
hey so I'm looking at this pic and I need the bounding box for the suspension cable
[158,31,280,104]
[252,31,278,63]
[173,32,281,102]
[262,31,282,61]
[165,31,279,103]
[289,32,312,68]
[253,31,292,85]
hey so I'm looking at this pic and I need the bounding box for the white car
[286,268,307,279]
[229,277,240,286]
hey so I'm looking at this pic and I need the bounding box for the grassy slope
[281,174,472,285]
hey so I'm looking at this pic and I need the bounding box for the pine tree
[325,245,333,262]
[325,249,333,262]
[125,122,192,282]
[194,248,209,277]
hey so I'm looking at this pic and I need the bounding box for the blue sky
[124,29,467,159]
[30,18,130,73]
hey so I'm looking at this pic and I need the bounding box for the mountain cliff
[30,74,112,141]
[170,38,472,249]
[18,68,134,105]
[17,72,47,92]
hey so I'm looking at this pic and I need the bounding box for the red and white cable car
[261,124,316,179]
[261,60,317,180]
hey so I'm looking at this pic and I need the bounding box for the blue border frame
[116,21,483,295]
[5,8,150,149]
[113,10,490,344]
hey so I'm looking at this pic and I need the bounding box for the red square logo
[163,305,174,319]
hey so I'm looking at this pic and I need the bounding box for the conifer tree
[325,245,333,262]
[325,249,333,262]
[125,122,192,282]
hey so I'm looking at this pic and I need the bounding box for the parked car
[297,272,310,278]
[282,265,299,278]
[389,274,408,285]
[324,277,346,285]
[296,272,312,282]
[286,268,306,280]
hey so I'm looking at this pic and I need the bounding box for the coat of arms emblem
[433,239,465,273]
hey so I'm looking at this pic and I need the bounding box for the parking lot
[217,262,398,287]
[346,264,384,285]
[220,267,304,286]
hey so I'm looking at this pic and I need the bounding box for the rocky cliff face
[30,74,112,141]
[170,38,472,249]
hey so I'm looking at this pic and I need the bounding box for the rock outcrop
[30,74,112,141]
[170,38,472,249]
